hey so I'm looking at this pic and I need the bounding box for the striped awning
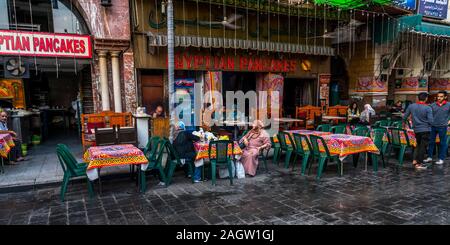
[147,33,335,56]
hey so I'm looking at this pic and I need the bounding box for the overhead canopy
[375,14,450,43]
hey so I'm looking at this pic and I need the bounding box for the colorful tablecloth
[0,133,15,158]
[321,134,380,160]
[404,128,450,147]
[83,144,148,180]
[194,142,242,161]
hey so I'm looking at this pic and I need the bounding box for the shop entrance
[283,78,316,118]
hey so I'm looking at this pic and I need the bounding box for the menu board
[419,0,448,19]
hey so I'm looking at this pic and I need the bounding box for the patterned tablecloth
[0,133,15,158]
[321,134,380,160]
[83,144,148,180]
[194,142,243,161]
[403,128,450,147]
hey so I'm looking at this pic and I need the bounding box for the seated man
[172,121,202,182]
[150,105,165,118]
[0,111,27,164]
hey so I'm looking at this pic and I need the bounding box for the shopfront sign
[395,77,428,94]
[172,53,298,73]
[392,0,417,10]
[319,74,331,110]
[356,77,387,93]
[0,30,92,58]
[419,0,448,19]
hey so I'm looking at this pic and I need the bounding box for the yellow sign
[301,60,311,71]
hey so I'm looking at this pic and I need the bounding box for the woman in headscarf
[360,104,376,125]
[239,120,271,176]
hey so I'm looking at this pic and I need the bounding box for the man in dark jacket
[424,91,450,165]
[403,92,433,170]
[173,121,202,182]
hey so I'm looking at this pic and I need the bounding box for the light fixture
[101,0,112,7]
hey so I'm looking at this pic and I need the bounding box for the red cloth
[86,122,105,133]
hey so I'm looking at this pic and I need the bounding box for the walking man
[424,91,450,165]
[403,92,433,170]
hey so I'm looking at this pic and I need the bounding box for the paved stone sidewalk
[1,157,450,225]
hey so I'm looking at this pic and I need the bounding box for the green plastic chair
[292,133,313,175]
[277,131,295,169]
[386,128,412,167]
[316,124,331,132]
[140,138,168,192]
[270,136,281,165]
[257,146,270,173]
[56,144,94,202]
[309,135,342,180]
[164,139,195,185]
[331,125,346,134]
[208,140,234,186]
[143,136,160,156]
[369,128,386,171]
[352,126,370,137]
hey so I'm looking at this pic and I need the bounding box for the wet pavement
[1,154,450,225]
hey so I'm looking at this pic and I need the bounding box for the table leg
[365,152,368,172]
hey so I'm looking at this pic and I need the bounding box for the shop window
[52,0,88,34]
[7,0,53,32]
[0,0,9,30]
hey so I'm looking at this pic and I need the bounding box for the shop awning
[147,33,335,56]
[376,15,450,43]
[398,15,450,37]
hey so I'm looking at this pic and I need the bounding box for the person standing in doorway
[424,91,450,165]
[403,92,433,170]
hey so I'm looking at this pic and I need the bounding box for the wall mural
[356,76,387,93]
[429,78,450,92]
[394,77,428,93]
[0,79,26,109]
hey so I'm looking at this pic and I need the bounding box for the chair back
[331,125,346,134]
[270,136,280,148]
[389,128,409,146]
[292,133,312,154]
[371,128,386,150]
[374,120,390,127]
[390,120,402,129]
[209,140,233,164]
[94,125,117,146]
[147,138,168,168]
[309,135,331,157]
[165,140,183,165]
[144,136,161,158]
[352,126,369,137]
[117,125,138,145]
[316,124,331,132]
[277,131,292,150]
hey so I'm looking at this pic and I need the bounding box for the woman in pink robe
[239,120,271,176]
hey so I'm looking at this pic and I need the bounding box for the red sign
[0,30,92,58]
[170,53,298,73]
[319,74,331,84]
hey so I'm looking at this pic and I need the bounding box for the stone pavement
[1,154,450,225]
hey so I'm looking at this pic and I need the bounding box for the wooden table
[274,118,304,129]
[322,116,347,121]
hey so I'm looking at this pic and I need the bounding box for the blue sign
[419,0,449,19]
[393,0,417,10]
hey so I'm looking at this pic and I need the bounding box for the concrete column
[111,51,123,112]
[98,50,110,111]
